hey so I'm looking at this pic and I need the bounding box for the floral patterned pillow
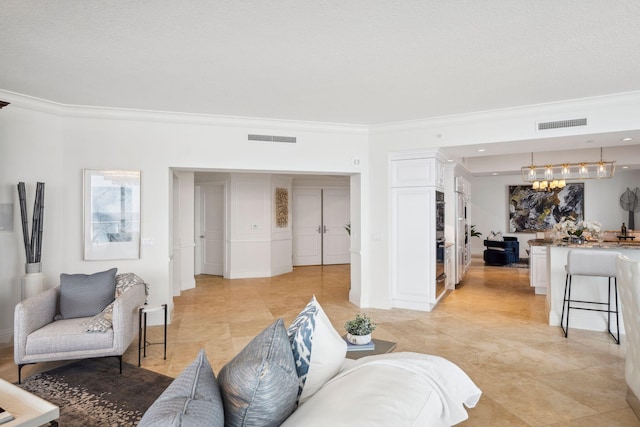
[82,273,148,333]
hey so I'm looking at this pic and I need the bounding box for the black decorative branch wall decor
[17,182,45,265]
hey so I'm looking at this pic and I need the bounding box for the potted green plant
[344,313,377,345]
[469,225,482,239]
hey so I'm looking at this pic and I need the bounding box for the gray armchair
[14,280,145,383]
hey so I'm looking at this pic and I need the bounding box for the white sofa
[139,296,481,427]
[616,255,640,419]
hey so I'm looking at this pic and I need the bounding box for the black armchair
[483,237,519,266]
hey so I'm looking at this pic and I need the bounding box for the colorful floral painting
[508,183,584,232]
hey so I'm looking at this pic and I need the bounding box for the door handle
[317,226,322,233]
[200,235,205,238]
[323,225,327,233]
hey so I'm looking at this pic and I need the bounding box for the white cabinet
[389,150,446,311]
[390,186,437,311]
[529,245,548,295]
[390,158,444,189]
[445,244,454,290]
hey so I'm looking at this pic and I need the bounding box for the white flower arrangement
[553,216,602,238]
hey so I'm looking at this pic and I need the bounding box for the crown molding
[0,89,368,135]
[370,91,640,135]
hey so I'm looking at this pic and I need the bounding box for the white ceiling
[2,1,640,127]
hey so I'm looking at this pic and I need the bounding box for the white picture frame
[83,169,141,260]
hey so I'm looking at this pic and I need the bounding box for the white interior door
[292,187,350,266]
[292,188,322,266]
[322,189,350,265]
[200,183,224,275]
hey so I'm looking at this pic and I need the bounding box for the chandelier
[521,148,615,191]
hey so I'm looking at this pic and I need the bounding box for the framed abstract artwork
[508,183,584,232]
[83,170,141,260]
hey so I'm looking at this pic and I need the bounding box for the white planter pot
[21,262,45,300]
[346,332,372,345]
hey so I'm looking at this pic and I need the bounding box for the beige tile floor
[1,257,639,426]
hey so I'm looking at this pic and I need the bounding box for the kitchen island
[529,238,640,334]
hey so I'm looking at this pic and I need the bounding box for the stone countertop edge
[528,238,640,250]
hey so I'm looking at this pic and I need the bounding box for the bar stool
[561,249,621,344]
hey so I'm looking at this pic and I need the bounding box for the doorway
[196,182,224,276]
[292,187,350,266]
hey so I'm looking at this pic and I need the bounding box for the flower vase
[570,235,585,245]
[21,262,45,300]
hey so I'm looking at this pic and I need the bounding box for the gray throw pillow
[59,268,117,319]
[138,349,224,427]
[218,318,299,427]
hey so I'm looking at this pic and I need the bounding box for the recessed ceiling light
[478,149,486,152]
[622,137,633,141]
[622,166,629,169]
[492,172,498,176]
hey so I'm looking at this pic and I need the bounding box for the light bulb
[579,163,588,178]
[561,164,570,178]
[544,165,554,181]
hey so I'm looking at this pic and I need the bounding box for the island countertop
[528,238,640,250]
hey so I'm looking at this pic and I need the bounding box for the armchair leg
[118,355,122,374]
[17,363,37,384]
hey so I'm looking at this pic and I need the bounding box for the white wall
[0,92,368,342]
[470,169,640,259]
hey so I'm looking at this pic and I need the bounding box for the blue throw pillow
[287,296,347,404]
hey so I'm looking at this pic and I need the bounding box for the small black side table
[138,304,167,367]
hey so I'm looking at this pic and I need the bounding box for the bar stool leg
[561,274,572,337]
[608,278,620,344]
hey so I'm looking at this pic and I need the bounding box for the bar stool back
[561,249,621,344]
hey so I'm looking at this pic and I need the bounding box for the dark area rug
[18,358,173,426]
[507,257,530,268]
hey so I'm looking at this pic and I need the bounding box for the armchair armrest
[111,283,147,353]
[14,287,59,364]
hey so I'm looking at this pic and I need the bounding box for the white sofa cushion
[287,296,347,405]
[281,352,482,427]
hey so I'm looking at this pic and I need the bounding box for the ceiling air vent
[537,118,587,131]
[248,134,297,143]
